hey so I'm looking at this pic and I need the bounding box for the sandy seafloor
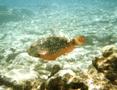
[0,0,117,89]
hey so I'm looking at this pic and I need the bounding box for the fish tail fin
[74,35,85,45]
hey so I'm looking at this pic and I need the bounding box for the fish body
[27,36,85,61]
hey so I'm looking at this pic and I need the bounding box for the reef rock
[93,45,117,84]
[39,64,88,90]
[0,74,41,90]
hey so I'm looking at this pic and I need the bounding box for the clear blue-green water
[0,0,117,87]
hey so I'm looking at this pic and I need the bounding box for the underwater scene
[0,0,117,90]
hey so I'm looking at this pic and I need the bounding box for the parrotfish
[27,36,85,61]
